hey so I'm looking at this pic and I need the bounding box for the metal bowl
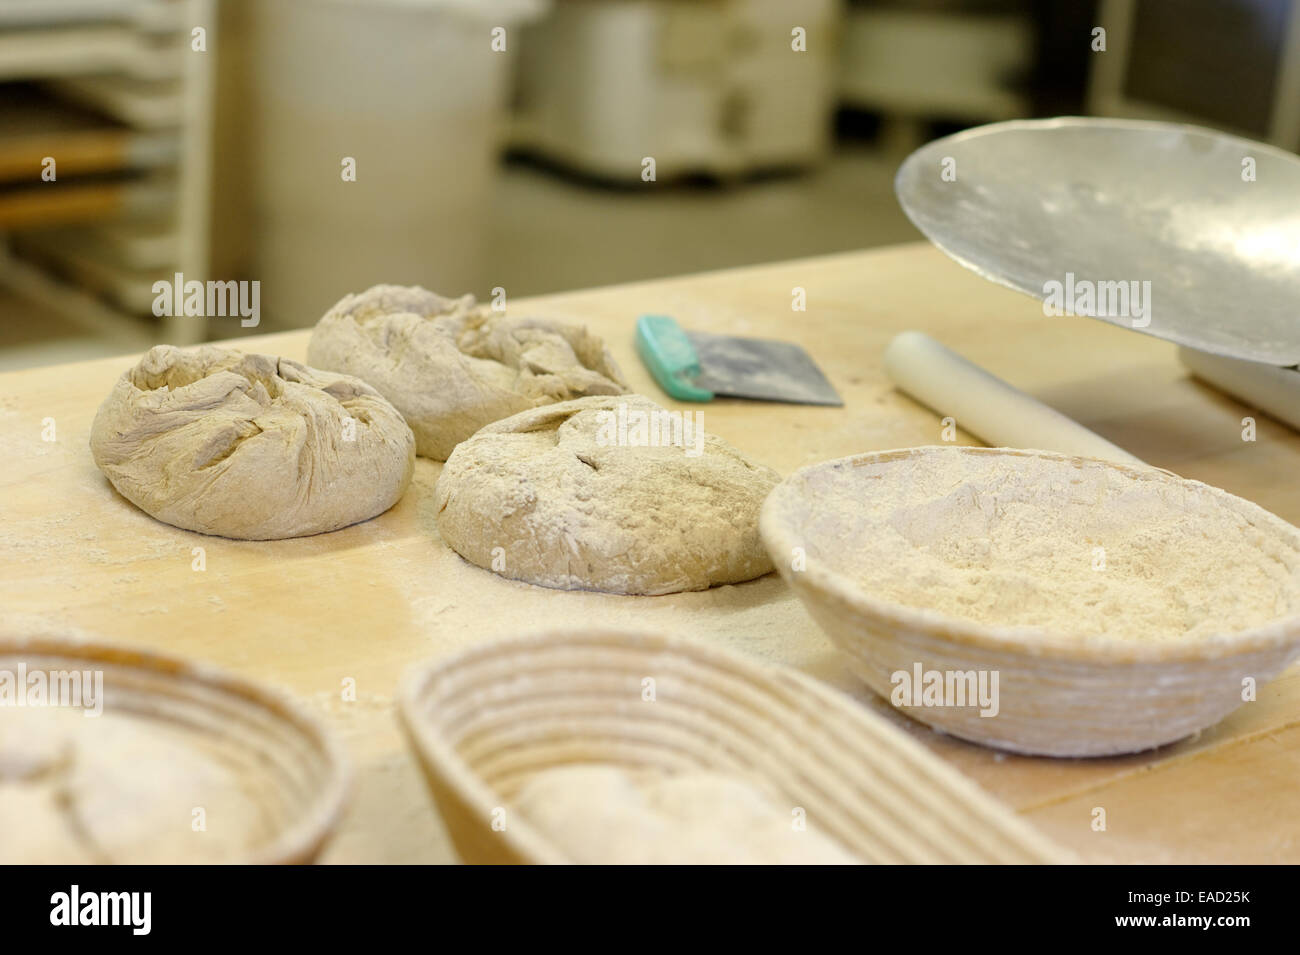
[895,117,1300,366]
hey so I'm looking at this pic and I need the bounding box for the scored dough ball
[434,394,779,594]
[90,345,415,540]
[306,284,629,460]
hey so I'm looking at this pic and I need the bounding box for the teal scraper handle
[635,314,714,402]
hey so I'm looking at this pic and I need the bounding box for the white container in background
[838,6,1032,122]
[247,0,544,327]
[511,0,842,181]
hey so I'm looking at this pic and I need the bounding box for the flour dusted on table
[796,449,1300,641]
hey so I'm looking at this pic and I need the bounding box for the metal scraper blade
[685,330,842,406]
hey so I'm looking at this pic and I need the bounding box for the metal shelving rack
[0,0,214,346]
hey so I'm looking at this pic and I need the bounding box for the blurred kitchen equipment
[246,0,544,327]
[883,330,1141,465]
[0,0,215,344]
[838,0,1032,153]
[895,117,1300,367]
[510,0,841,180]
[636,313,841,404]
[1086,0,1300,151]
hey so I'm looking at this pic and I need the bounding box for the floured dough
[0,707,265,864]
[0,710,91,863]
[434,394,779,594]
[781,447,1300,640]
[90,344,414,540]
[513,765,858,865]
[306,284,629,460]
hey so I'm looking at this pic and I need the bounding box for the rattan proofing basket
[399,630,1065,864]
[0,633,350,864]
[759,446,1300,757]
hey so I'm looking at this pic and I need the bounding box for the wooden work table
[3,241,1298,864]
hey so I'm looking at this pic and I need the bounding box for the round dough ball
[306,284,628,460]
[90,345,415,540]
[434,395,779,594]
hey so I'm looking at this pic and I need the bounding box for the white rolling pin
[1177,345,1300,433]
[883,330,1144,466]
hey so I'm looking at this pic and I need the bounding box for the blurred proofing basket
[246,0,546,326]
[759,447,1300,758]
[398,630,1066,864]
[0,633,349,864]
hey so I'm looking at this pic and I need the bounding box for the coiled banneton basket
[759,446,1300,757]
[399,631,1065,864]
[0,633,349,864]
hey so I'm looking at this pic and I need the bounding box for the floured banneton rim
[760,447,1300,756]
[398,630,1067,864]
[433,395,779,595]
[89,345,415,540]
[0,632,349,864]
[306,284,629,460]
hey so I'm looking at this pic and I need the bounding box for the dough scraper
[894,117,1300,429]
[636,314,842,405]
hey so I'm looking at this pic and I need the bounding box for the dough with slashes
[434,394,779,594]
[90,345,414,540]
[306,284,628,460]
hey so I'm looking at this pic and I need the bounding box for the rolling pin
[1177,346,1300,433]
[883,331,1144,466]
